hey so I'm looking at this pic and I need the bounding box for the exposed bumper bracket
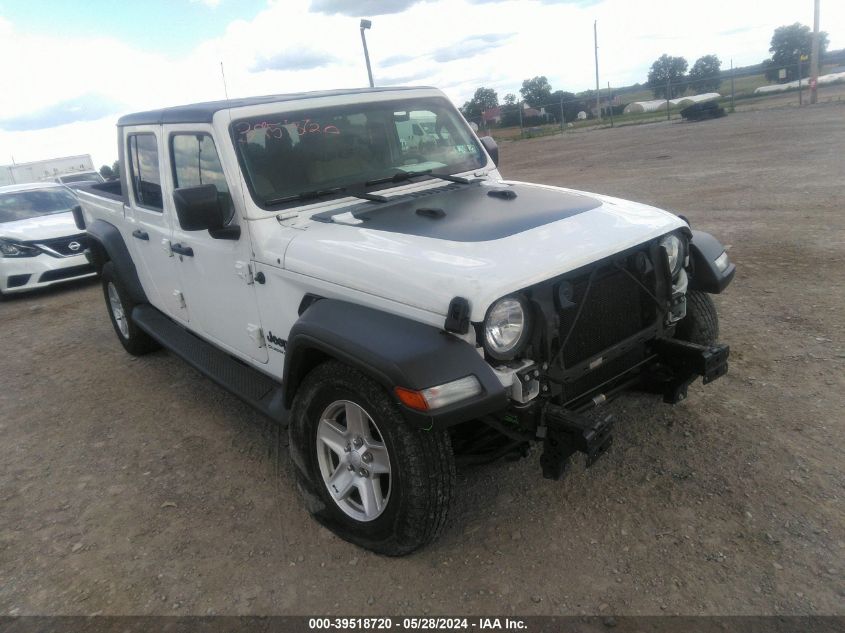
[649,337,730,403]
[539,404,615,480]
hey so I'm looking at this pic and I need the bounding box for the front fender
[86,219,148,304]
[688,230,735,294]
[283,299,508,429]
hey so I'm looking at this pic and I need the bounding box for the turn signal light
[395,376,482,411]
[395,387,429,411]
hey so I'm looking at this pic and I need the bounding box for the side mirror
[480,136,499,167]
[71,204,86,230]
[173,184,239,240]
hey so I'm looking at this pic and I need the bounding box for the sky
[0,0,842,168]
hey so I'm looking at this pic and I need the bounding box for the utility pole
[810,0,821,104]
[797,56,803,106]
[730,58,735,112]
[560,94,564,132]
[359,19,374,88]
[594,20,601,120]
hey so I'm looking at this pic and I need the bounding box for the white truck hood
[281,182,685,321]
[0,212,80,242]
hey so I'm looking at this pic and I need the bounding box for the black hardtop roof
[117,86,436,127]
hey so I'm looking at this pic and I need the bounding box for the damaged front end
[459,230,733,479]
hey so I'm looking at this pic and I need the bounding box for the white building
[0,154,96,186]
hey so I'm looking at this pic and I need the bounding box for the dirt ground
[1,103,843,617]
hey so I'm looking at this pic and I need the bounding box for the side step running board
[132,304,287,425]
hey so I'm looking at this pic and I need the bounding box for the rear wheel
[101,262,160,356]
[289,361,455,555]
[676,290,719,346]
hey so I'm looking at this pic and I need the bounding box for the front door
[165,129,268,364]
[125,129,189,322]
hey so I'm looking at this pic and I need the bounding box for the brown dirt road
[1,103,843,616]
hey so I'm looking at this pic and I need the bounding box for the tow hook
[538,405,615,480]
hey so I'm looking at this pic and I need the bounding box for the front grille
[562,348,646,403]
[39,264,95,283]
[32,234,89,257]
[557,264,655,369]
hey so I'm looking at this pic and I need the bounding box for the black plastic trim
[283,299,508,429]
[86,219,148,304]
[688,230,736,294]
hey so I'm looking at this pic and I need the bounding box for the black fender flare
[282,299,508,429]
[688,230,735,294]
[86,219,148,304]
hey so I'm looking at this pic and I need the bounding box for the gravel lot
[1,103,843,616]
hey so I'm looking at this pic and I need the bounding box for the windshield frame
[0,188,79,223]
[229,96,487,212]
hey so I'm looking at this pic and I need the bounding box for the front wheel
[675,290,719,346]
[289,361,455,555]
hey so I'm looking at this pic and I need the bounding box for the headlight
[659,233,684,277]
[483,296,530,360]
[0,239,40,258]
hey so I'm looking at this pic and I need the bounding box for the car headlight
[483,296,530,360]
[0,239,40,258]
[659,233,684,277]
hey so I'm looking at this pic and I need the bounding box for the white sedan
[0,182,97,296]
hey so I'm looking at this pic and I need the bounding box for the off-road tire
[101,262,160,356]
[288,360,455,556]
[676,290,719,346]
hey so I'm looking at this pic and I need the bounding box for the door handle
[170,243,194,257]
[132,229,149,241]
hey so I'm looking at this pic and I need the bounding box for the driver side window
[170,133,234,221]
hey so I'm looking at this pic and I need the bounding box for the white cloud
[190,0,223,7]
[0,0,843,168]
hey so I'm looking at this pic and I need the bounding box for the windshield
[232,98,485,207]
[59,172,104,184]
[0,188,78,223]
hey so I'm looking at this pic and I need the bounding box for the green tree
[688,55,722,93]
[647,54,688,99]
[112,160,120,178]
[460,87,499,120]
[502,93,517,106]
[764,23,829,82]
[519,76,552,108]
[99,164,114,179]
[550,90,583,123]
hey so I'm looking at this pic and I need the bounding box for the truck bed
[74,180,126,225]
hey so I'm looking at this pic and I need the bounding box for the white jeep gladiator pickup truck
[75,86,735,555]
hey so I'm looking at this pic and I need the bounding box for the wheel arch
[282,299,508,429]
[86,219,148,304]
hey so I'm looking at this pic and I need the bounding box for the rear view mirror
[480,136,499,167]
[173,184,239,240]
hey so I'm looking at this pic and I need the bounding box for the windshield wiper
[264,187,346,206]
[365,170,433,187]
[365,169,482,188]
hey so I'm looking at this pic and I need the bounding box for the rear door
[124,129,190,322]
[165,128,268,363]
